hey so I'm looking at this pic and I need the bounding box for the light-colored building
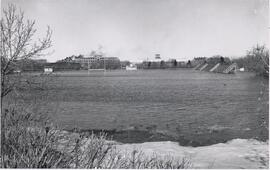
[44,67,53,73]
[73,54,121,69]
[126,63,137,71]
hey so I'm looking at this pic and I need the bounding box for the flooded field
[12,69,269,146]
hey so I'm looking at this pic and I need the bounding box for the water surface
[17,69,269,145]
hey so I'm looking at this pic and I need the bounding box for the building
[73,54,121,69]
[154,54,162,61]
[44,67,53,74]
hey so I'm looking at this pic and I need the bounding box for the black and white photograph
[0,0,269,169]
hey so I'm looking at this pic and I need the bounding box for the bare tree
[233,44,269,76]
[1,4,52,98]
[247,44,269,74]
[0,4,52,166]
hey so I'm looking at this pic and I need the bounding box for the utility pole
[103,57,106,76]
[104,57,106,71]
[88,60,90,75]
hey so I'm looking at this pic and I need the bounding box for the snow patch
[115,139,269,169]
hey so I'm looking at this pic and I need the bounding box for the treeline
[233,45,269,77]
[205,55,232,65]
[17,59,81,72]
[45,62,81,71]
[137,60,192,69]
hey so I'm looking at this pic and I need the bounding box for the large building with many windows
[73,54,121,69]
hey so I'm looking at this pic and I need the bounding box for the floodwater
[15,69,270,145]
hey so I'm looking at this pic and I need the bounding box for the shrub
[234,44,269,76]
[70,132,192,169]
[2,107,72,168]
[1,106,191,168]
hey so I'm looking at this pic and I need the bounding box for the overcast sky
[1,0,269,62]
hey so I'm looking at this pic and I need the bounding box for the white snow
[115,139,269,169]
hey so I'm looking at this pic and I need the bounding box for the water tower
[155,54,161,59]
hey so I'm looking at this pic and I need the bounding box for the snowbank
[57,129,268,169]
[116,139,269,169]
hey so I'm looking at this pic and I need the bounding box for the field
[7,69,269,146]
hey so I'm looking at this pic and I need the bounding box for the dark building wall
[45,62,81,71]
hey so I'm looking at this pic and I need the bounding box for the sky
[1,0,269,62]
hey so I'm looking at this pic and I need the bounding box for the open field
[6,69,269,146]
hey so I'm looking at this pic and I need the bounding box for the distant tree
[120,61,130,68]
[173,60,177,67]
[187,60,191,67]
[160,60,165,68]
[148,61,151,68]
[220,57,225,63]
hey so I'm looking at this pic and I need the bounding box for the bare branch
[1,4,53,98]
